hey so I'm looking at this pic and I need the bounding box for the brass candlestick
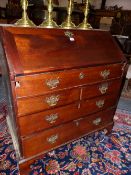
[77,0,92,30]
[15,0,35,27]
[61,0,76,29]
[40,0,58,28]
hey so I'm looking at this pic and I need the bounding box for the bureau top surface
[0,26,126,76]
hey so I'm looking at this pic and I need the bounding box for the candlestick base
[61,17,76,29]
[15,15,35,27]
[77,21,92,30]
[40,19,58,28]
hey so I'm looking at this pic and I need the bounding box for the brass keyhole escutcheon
[79,72,85,80]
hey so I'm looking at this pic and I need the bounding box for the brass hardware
[40,0,58,28]
[46,78,60,89]
[75,121,80,127]
[47,134,58,144]
[45,113,58,124]
[65,31,75,41]
[74,118,82,126]
[100,70,110,79]
[65,31,74,38]
[15,81,20,88]
[99,83,109,94]
[79,72,85,79]
[96,100,105,108]
[45,95,59,107]
[15,0,35,27]
[61,0,76,29]
[77,0,92,30]
[93,117,101,125]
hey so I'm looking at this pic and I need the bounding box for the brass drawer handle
[100,70,110,79]
[45,113,58,124]
[99,83,108,94]
[93,117,101,125]
[45,95,59,107]
[65,31,75,41]
[79,72,85,80]
[47,134,58,144]
[96,100,105,108]
[46,78,60,89]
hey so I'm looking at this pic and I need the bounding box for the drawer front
[82,78,122,100]
[15,64,123,97]
[80,94,118,116]
[22,108,115,158]
[18,86,119,136]
[17,88,80,116]
[19,103,81,136]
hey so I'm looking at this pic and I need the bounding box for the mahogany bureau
[0,26,127,174]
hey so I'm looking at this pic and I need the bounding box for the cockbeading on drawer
[15,64,123,98]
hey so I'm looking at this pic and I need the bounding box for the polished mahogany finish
[18,91,119,137]
[15,64,123,97]
[22,108,115,158]
[1,27,126,75]
[82,78,121,99]
[17,88,80,116]
[0,26,127,174]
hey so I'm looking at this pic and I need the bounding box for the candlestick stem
[61,0,76,29]
[15,0,35,27]
[77,0,92,30]
[40,0,58,28]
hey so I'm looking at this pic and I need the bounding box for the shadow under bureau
[0,26,127,174]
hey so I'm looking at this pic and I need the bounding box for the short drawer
[17,88,80,116]
[22,108,115,158]
[80,94,118,116]
[19,103,81,136]
[15,64,123,97]
[82,78,122,100]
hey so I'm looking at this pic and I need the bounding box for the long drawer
[17,88,80,116]
[18,93,118,136]
[21,108,115,158]
[15,64,123,97]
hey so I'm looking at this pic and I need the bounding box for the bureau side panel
[0,41,21,159]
